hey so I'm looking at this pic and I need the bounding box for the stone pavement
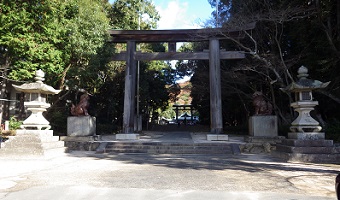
[0,150,339,200]
[0,131,339,199]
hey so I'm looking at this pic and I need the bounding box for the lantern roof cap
[12,69,61,94]
[281,66,330,92]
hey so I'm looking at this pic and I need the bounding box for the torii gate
[108,26,254,140]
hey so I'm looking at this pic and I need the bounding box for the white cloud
[155,1,199,29]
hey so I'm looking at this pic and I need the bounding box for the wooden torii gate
[108,27,253,140]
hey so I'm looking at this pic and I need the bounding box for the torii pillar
[207,38,228,141]
[116,40,140,140]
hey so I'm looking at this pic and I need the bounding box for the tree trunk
[59,63,72,90]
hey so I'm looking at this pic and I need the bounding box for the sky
[109,0,214,82]
[109,0,214,29]
[151,0,214,29]
[150,0,214,82]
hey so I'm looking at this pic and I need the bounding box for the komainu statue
[71,93,90,116]
[252,91,273,115]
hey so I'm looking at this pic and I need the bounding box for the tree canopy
[187,0,340,134]
[0,0,110,87]
[0,0,177,133]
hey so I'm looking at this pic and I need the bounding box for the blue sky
[109,0,214,29]
[152,0,214,29]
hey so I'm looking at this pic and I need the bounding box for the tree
[0,0,110,129]
[93,0,177,130]
[186,0,340,129]
[0,0,66,124]
[0,0,110,87]
[0,0,65,84]
[109,0,159,30]
[224,0,340,123]
[57,0,111,90]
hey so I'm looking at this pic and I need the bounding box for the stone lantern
[12,69,61,130]
[281,66,330,140]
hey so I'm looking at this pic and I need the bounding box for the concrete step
[64,141,100,151]
[276,144,335,154]
[272,151,340,164]
[0,147,67,158]
[3,140,64,149]
[280,139,334,147]
[5,134,60,143]
[101,142,233,154]
[0,131,65,158]
[0,147,45,155]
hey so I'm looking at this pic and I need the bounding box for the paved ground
[0,151,339,200]
[0,131,339,200]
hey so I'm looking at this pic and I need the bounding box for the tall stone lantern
[281,66,330,140]
[12,69,61,130]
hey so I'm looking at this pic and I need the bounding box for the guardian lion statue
[252,91,273,115]
[70,93,90,116]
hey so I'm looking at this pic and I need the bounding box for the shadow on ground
[68,151,340,176]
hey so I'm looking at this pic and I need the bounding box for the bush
[224,125,248,135]
[9,116,22,130]
[325,121,340,143]
[47,109,68,135]
[96,123,119,135]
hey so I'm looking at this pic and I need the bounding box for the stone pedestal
[0,130,65,157]
[116,133,140,140]
[207,134,229,141]
[274,139,340,163]
[67,116,96,136]
[288,132,325,140]
[249,115,278,137]
[275,125,337,163]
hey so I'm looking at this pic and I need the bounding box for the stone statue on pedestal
[248,91,278,139]
[252,91,273,115]
[67,91,96,137]
[70,93,90,116]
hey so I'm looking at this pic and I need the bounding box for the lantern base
[290,125,322,133]
[288,132,325,140]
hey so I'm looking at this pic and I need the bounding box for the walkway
[0,131,339,199]
[0,151,338,200]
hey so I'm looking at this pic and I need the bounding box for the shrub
[9,116,22,130]
[325,121,340,143]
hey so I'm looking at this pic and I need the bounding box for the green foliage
[109,0,159,30]
[92,1,174,128]
[47,107,68,135]
[0,0,111,88]
[0,0,176,132]
[160,108,176,120]
[174,43,198,81]
[97,123,119,135]
[140,61,173,110]
[56,0,111,89]
[180,93,190,102]
[9,116,22,130]
[0,0,65,83]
